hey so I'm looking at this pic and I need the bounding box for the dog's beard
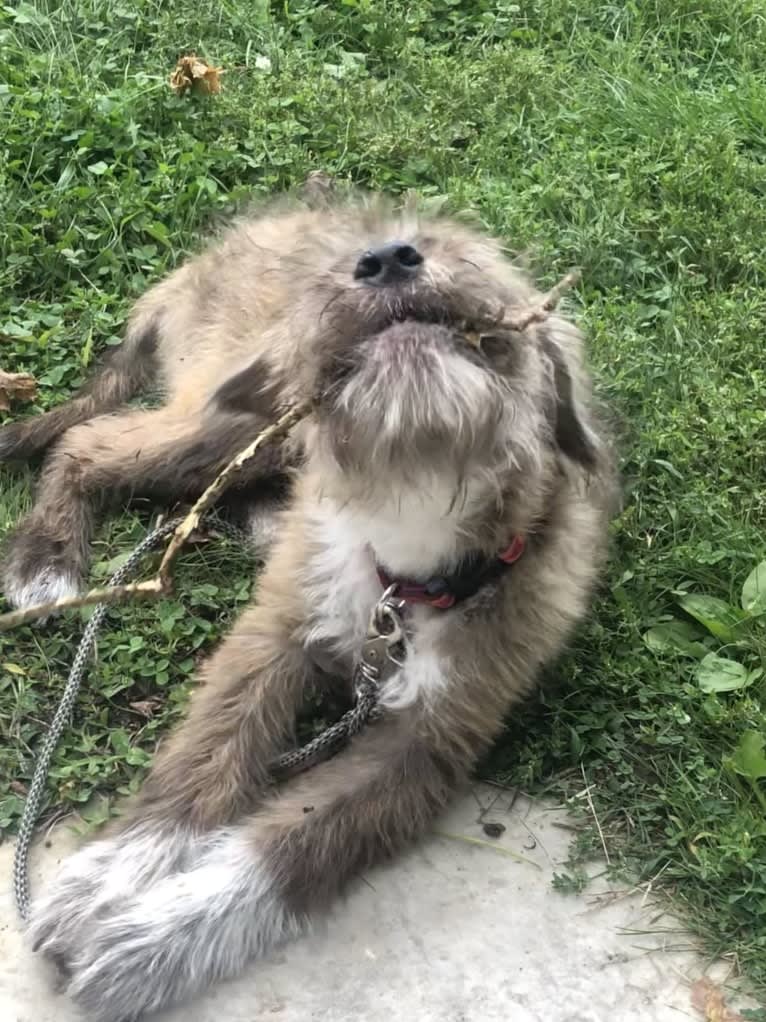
[317,322,513,486]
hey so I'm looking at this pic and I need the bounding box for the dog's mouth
[314,302,511,482]
[312,284,500,409]
[315,320,485,416]
[361,276,505,352]
[368,309,488,362]
[360,293,486,353]
[366,291,448,328]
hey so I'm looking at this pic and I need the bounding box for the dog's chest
[301,520,379,664]
[300,493,462,666]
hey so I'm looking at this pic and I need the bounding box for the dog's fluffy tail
[0,311,160,462]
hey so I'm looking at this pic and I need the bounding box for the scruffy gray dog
[3,182,615,1021]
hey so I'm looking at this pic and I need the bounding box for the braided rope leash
[268,592,406,779]
[269,685,381,780]
[12,515,391,921]
[13,515,183,921]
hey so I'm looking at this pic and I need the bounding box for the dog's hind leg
[1,406,286,609]
[0,311,160,463]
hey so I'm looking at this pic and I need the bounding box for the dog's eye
[476,334,508,360]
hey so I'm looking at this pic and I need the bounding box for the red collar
[375,535,525,610]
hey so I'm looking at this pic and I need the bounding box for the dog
[7,182,616,1020]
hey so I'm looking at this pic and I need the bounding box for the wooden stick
[503,270,581,333]
[0,272,577,631]
[0,579,163,632]
[460,270,581,347]
[157,399,312,592]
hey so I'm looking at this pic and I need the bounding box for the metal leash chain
[270,586,406,778]
[13,516,404,921]
[269,689,380,779]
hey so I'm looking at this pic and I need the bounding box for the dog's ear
[540,334,598,470]
[212,357,281,417]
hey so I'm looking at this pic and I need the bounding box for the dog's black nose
[353,241,423,285]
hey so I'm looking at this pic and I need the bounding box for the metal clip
[358,585,406,688]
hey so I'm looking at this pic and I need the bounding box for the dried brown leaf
[0,369,37,411]
[690,977,743,1022]
[129,699,162,719]
[169,54,223,96]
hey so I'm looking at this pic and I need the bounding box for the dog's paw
[0,419,35,462]
[60,828,301,1021]
[27,838,120,965]
[67,925,179,1022]
[28,826,193,970]
[4,564,81,612]
[65,884,228,1022]
[2,526,82,612]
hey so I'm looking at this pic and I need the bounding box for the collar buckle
[358,586,407,691]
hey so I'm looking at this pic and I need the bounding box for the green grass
[2,0,766,1000]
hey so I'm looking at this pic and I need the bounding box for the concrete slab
[0,786,747,1022]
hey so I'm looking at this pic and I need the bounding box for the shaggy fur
[11,180,617,1021]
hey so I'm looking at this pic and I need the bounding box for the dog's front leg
[27,546,316,1007]
[253,708,475,914]
[56,699,480,1022]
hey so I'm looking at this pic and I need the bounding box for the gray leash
[13,516,401,922]
[269,591,406,779]
[13,515,185,921]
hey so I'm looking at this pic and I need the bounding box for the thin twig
[0,580,163,632]
[157,400,311,592]
[503,270,581,332]
[0,273,574,630]
[462,269,581,347]
[579,762,611,866]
